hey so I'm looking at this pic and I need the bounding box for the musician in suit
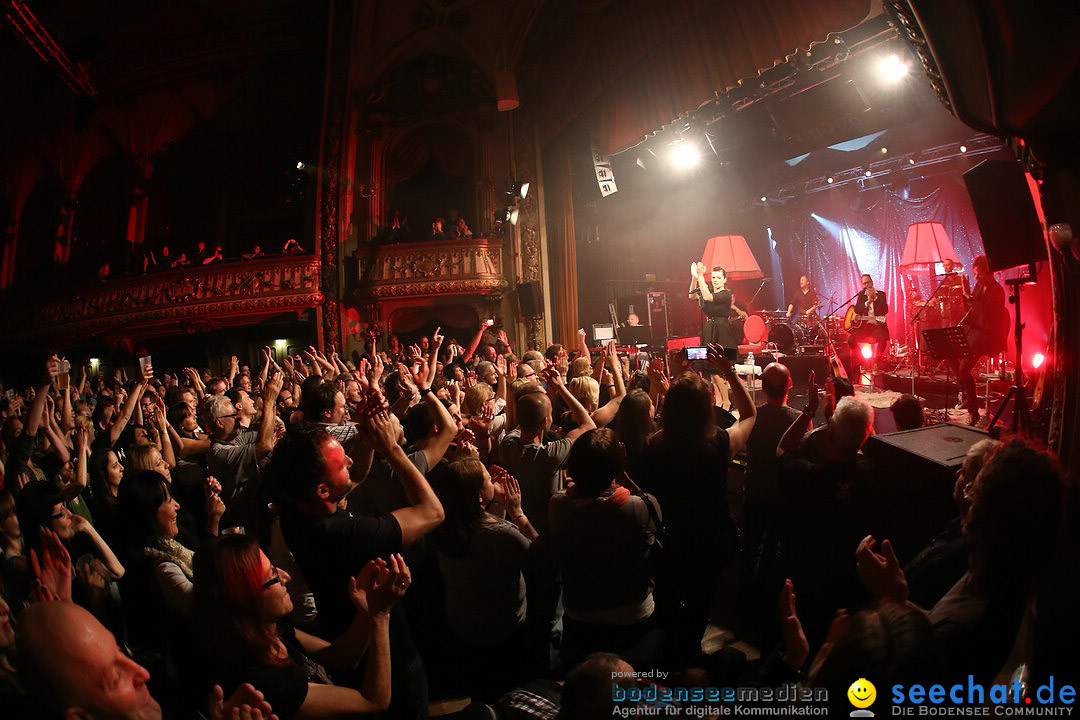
[846,274,890,379]
[953,255,1009,423]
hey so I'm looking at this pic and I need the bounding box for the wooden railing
[355,237,507,299]
[1,255,322,342]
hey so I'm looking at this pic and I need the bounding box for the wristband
[419,387,433,397]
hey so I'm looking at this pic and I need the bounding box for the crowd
[0,318,1071,719]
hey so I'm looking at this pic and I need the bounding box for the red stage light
[1032,352,1045,369]
[860,344,874,360]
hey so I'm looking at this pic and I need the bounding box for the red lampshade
[900,222,959,274]
[701,235,762,280]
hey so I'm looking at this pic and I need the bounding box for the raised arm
[462,319,494,364]
[778,371,819,456]
[60,428,90,503]
[363,412,443,545]
[61,381,74,434]
[254,372,283,460]
[543,366,596,442]
[592,341,627,428]
[226,356,238,387]
[707,345,756,458]
[109,373,148,447]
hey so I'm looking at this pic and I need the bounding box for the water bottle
[745,351,754,388]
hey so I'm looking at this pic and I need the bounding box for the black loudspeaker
[516,280,543,318]
[963,160,1047,271]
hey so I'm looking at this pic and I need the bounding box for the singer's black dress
[700,289,737,346]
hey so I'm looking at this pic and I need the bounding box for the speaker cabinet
[963,159,1047,271]
[516,280,543,318]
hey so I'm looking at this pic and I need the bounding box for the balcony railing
[1,255,322,342]
[355,237,507,299]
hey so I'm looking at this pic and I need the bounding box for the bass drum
[767,322,804,354]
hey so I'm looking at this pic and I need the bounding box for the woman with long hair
[612,390,656,482]
[193,533,407,719]
[642,351,756,664]
[429,457,536,700]
[86,448,123,549]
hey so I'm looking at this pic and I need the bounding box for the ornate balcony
[1,255,322,343]
[354,237,507,300]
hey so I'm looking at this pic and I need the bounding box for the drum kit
[749,307,829,355]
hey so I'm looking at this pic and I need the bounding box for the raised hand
[855,535,908,603]
[705,343,735,376]
[495,354,507,376]
[779,579,809,670]
[31,527,73,602]
[348,554,411,618]
[804,370,820,416]
[432,326,444,348]
[483,318,495,329]
[690,261,700,278]
[468,404,495,436]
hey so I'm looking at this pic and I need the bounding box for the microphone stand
[909,272,957,378]
[747,278,769,310]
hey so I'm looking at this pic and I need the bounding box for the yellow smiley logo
[848,678,877,709]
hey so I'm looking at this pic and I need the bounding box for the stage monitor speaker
[863,423,990,562]
[963,159,1047,271]
[516,280,543,318]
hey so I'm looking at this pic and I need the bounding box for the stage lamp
[827,176,834,184]
[507,181,529,199]
[1032,352,1045,369]
[670,141,701,169]
[860,344,874,360]
[864,169,872,177]
[760,196,768,203]
[959,145,967,153]
[878,53,911,83]
[296,161,305,170]
[880,147,888,154]
[508,207,520,225]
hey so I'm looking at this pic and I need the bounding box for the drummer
[937,258,966,325]
[786,275,820,323]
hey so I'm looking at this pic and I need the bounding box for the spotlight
[670,141,701,169]
[275,339,288,349]
[89,357,100,368]
[760,196,768,203]
[508,207,520,225]
[908,158,916,165]
[864,169,872,177]
[878,53,911,83]
[508,181,529,199]
[860,344,874,360]
[959,145,967,153]
[296,161,305,170]
[880,147,888,154]
[827,177,835,184]
[1032,352,1045,369]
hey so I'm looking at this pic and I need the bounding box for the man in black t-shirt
[273,412,443,720]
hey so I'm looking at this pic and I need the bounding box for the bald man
[740,363,806,591]
[17,601,272,719]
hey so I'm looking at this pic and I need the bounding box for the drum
[767,322,804,354]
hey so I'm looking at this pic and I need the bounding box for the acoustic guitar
[843,306,886,331]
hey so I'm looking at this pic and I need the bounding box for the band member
[846,274,889,378]
[786,274,820,321]
[690,262,746,346]
[936,258,966,325]
[952,255,1009,423]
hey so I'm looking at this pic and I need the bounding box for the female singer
[689,262,745,346]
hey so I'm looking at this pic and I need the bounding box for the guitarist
[846,274,890,379]
[953,255,1009,424]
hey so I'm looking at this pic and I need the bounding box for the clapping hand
[348,554,411,618]
[30,527,72,603]
[779,579,809,670]
[209,683,277,720]
[855,535,908,603]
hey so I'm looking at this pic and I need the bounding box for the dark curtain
[545,146,580,346]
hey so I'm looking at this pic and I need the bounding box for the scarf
[142,537,194,580]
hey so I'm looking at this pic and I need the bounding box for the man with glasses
[846,274,890,381]
[204,373,283,540]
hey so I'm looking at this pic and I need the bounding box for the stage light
[275,339,288,349]
[89,357,100,368]
[670,141,701,169]
[518,181,530,199]
[296,161,305,170]
[827,177,834,184]
[880,147,888,154]
[760,196,767,203]
[1032,352,1045,369]
[508,207,520,225]
[878,53,911,83]
[864,169,872,177]
[959,145,967,153]
[908,158,916,165]
[860,344,874,360]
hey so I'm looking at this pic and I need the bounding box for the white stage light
[878,54,910,83]
[670,142,701,169]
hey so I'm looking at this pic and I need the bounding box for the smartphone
[686,347,708,360]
